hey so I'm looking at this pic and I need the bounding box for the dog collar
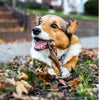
[57,48,68,66]
[58,53,66,62]
[65,33,72,48]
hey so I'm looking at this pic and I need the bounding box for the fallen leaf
[0,93,7,100]
[21,80,32,90]
[68,78,80,85]
[59,79,67,86]
[0,82,4,91]
[47,92,64,98]
[90,64,97,68]
[16,81,28,96]
[17,72,28,80]
[47,88,59,92]
[6,78,32,96]
[6,78,16,86]
[16,80,32,96]
[92,88,99,92]
[69,87,76,92]
[13,92,45,100]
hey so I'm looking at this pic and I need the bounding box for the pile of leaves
[0,48,99,100]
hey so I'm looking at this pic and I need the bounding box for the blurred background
[0,0,98,42]
[0,0,98,63]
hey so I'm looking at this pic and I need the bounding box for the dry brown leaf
[86,88,98,93]
[6,78,16,86]
[0,82,4,91]
[90,64,97,68]
[35,68,42,73]
[16,80,32,96]
[68,78,80,85]
[16,81,28,96]
[13,92,45,100]
[59,79,67,86]
[17,72,28,80]
[21,80,32,90]
[69,87,76,92]
[6,78,32,96]
[0,93,7,99]
[27,58,33,64]
[47,88,59,92]
[92,88,99,92]
[47,92,64,98]
[0,72,3,76]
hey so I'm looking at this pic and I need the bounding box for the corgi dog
[31,14,82,78]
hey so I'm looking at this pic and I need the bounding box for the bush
[27,1,49,10]
[5,0,49,10]
[16,1,24,8]
[5,0,12,6]
[41,4,49,10]
[27,1,41,9]
[0,0,4,6]
[84,0,98,15]
[56,6,63,12]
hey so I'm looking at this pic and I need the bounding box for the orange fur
[67,20,78,34]
[62,56,78,71]
[40,15,69,49]
[70,35,80,45]
[34,14,81,74]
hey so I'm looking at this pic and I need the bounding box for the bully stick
[48,42,62,76]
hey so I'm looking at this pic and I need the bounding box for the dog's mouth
[34,37,54,51]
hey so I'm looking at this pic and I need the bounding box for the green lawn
[27,9,98,20]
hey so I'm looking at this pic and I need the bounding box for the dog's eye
[51,24,58,29]
[38,21,42,25]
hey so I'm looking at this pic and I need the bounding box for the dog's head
[32,14,78,50]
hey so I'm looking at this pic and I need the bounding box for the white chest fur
[30,40,82,67]
[30,40,52,66]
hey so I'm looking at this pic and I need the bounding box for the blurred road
[0,36,98,63]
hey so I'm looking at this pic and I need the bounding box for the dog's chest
[31,41,51,66]
[30,41,68,67]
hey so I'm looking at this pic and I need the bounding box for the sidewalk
[0,36,98,63]
[80,36,98,48]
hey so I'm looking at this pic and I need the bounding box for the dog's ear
[66,20,78,34]
[35,14,41,25]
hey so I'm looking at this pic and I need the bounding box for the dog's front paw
[48,68,57,76]
[48,67,70,78]
[61,67,70,78]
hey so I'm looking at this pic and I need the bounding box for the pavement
[0,36,98,63]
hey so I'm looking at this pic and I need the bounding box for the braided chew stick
[48,42,61,76]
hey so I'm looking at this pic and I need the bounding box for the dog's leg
[48,56,78,78]
[62,56,78,71]
[61,56,78,78]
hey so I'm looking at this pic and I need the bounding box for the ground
[0,48,99,100]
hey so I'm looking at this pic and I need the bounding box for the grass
[0,56,98,99]
[73,58,99,99]
[27,9,98,20]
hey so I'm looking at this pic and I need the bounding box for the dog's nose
[32,28,41,35]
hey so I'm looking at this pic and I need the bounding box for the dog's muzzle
[32,27,41,35]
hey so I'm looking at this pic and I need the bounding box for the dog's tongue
[35,40,48,50]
